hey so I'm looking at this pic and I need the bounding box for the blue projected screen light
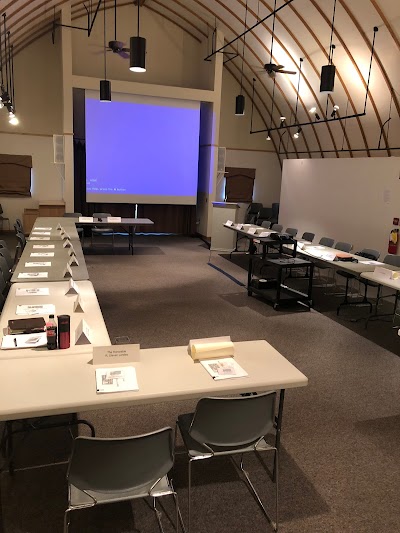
[85,92,200,204]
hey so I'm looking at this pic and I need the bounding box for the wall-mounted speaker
[53,135,65,164]
[217,147,226,173]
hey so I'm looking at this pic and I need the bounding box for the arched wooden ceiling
[2,0,399,159]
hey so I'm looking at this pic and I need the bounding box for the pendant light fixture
[100,0,111,101]
[320,0,337,94]
[130,0,146,72]
[235,0,248,116]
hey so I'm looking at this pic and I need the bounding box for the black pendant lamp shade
[320,64,336,93]
[235,94,245,116]
[100,80,111,101]
[130,36,146,72]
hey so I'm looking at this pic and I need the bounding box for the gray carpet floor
[1,235,400,533]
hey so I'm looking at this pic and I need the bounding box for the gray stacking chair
[0,255,11,282]
[64,427,180,533]
[335,241,353,253]
[15,218,24,234]
[364,254,400,326]
[91,212,114,248]
[319,237,334,247]
[285,227,298,237]
[177,392,278,532]
[301,232,315,243]
[271,224,283,233]
[261,220,271,229]
[337,249,380,316]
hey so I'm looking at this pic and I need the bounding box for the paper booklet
[200,358,248,380]
[95,366,139,394]
[1,332,47,350]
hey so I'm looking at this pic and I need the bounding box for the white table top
[0,281,110,360]
[360,271,400,290]
[0,340,308,421]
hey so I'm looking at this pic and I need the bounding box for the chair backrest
[256,207,272,222]
[16,232,26,248]
[0,270,7,294]
[335,241,353,253]
[285,227,298,237]
[356,248,380,261]
[93,212,111,219]
[271,224,283,233]
[261,220,271,229]
[68,427,174,493]
[383,254,400,268]
[0,248,14,270]
[247,203,263,216]
[64,212,82,218]
[0,256,10,281]
[0,240,8,248]
[301,232,315,242]
[15,218,24,232]
[0,204,3,216]
[189,393,276,449]
[319,237,334,247]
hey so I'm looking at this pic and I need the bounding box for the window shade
[0,154,32,197]
[225,167,255,203]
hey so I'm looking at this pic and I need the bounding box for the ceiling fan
[263,63,296,77]
[263,0,296,78]
[105,0,129,59]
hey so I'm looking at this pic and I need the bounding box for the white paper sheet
[95,366,139,394]
[33,245,55,249]
[30,237,50,241]
[34,227,52,230]
[16,287,50,296]
[16,304,55,316]
[30,253,55,257]
[200,358,248,380]
[18,272,48,279]
[25,262,52,267]
[1,332,47,350]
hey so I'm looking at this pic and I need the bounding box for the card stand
[69,255,79,267]
[63,264,73,278]
[73,296,84,313]
[75,319,92,345]
[56,224,63,231]
[65,279,79,295]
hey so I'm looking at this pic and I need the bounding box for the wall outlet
[393,218,399,225]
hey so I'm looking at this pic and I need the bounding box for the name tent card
[107,216,121,223]
[63,264,73,278]
[56,223,62,231]
[63,239,72,248]
[75,319,92,345]
[66,279,79,295]
[69,255,79,267]
[62,233,71,240]
[73,295,84,313]
[247,227,258,235]
[79,216,93,223]
[225,220,234,227]
[236,223,244,230]
[93,344,140,366]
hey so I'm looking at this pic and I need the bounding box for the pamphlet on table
[95,366,139,393]
[200,358,248,380]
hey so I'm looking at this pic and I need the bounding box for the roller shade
[0,154,32,197]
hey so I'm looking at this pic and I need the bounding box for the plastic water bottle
[46,314,57,350]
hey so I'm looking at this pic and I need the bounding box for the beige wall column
[61,6,74,211]
[197,30,224,239]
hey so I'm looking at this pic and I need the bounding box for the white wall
[0,133,64,225]
[279,158,400,257]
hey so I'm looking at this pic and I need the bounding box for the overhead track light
[293,127,302,139]
[235,0,248,116]
[130,0,146,72]
[100,0,111,101]
[331,104,340,118]
[309,106,321,120]
[266,131,271,141]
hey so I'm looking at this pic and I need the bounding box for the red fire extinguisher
[388,228,399,254]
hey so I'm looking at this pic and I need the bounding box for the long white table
[0,340,307,421]
[0,281,110,359]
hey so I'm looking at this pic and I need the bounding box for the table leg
[273,389,285,482]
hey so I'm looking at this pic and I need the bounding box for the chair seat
[336,270,357,280]
[177,412,274,459]
[69,474,173,509]
[91,227,114,234]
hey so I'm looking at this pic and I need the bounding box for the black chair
[335,241,353,253]
[271,224,283,233]
[256,207,272,226]
[0,246,14,270]
[319,237,335,247]
[14,232,26,264]
[285,227,298,237]
[244,203,263,224]
[270,203,280,225]
[337,249,380,316]
[0,204,10,232]
[15,218,24,234]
